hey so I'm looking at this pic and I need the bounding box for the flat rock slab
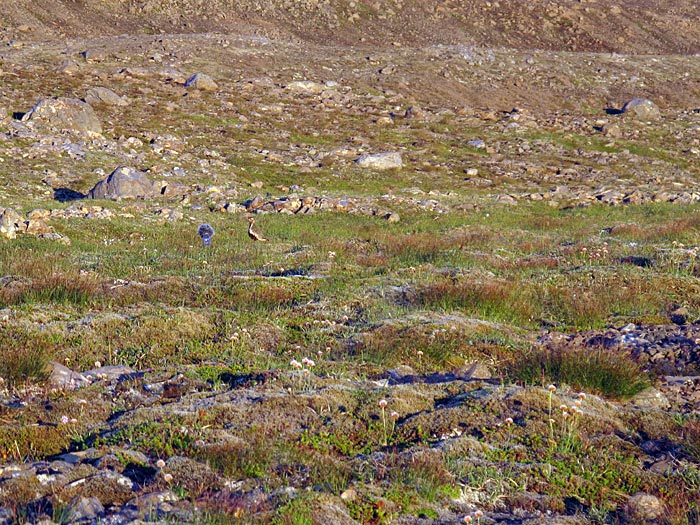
[356,151,403,170]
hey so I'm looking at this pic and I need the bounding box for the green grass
[505,346,651,399]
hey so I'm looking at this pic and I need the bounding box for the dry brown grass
[611,216,700,242]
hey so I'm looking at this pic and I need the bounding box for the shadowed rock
[87,166,156,200]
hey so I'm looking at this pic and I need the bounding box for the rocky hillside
[2,1,700,525]
[2,0,700,54]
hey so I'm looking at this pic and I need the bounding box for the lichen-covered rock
[621,98,661,121]
[87,166,156,200]
[285,80,324,94]
[624,492,665,523]
[356,151,403,170]
[21,97,102,136]
[0,208,21,239]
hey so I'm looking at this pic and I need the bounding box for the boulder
[621,98,661,121]
[85,87,128,106]
[0,207,24,239]
[624,492,665,524]
[21,97,102,136]
[185,73,218,91]
[49,361,91,390]
[64,496,105,523]
[356,151,403,170]
[628,387,671,410]
[87,166,156,200]
[285,80,324,94]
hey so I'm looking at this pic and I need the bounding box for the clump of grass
[409,278,536,325]
[505,346,650,399]
[680,418,700,462]
[0,346,51,390]
[0,272,100,307]
[0,327,53,389]
[351,324,466,369]
[199,433,273,479]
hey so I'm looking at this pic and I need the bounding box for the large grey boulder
[87,166,156,200]
[356,151,403,170]
[21,97,102,136]
[621,98,661,121]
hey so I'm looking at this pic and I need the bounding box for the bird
[247,216,268,242]
[197,223,215,247]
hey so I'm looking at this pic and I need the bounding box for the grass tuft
[505,346,651,399]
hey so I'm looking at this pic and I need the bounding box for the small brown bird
[247,216,268,242]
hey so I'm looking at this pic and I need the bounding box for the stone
[81,49,107,62]
[459,362,492,380]
[24,219,53,236]
[87,166,156,200]
[58,60,81,75]
[85,87,128,106]
[21,97,102,136]
[0,208,22,239]
[127,489,179,507]
[185,73,218,91]
[621,98,661,121]
[49,361,91,390]
[64,496,105,523]
[83,364,140,382]
[356,151,403,170]
[246,195,266,211]
[628,387,671,410]
[285,80,324,94]
[624,492,665,523]
[597,189,624,205]
[602,121,622,137]
[404,105,427,119]
[669,306,690,325]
